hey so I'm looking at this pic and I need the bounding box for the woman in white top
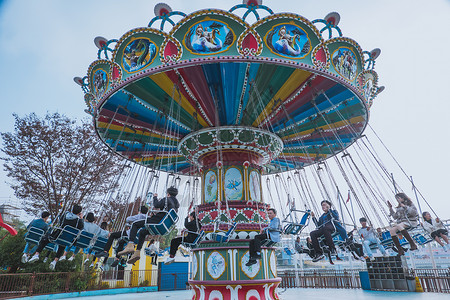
[422,211,449,251]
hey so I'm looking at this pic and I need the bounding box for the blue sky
[0,0,449,220]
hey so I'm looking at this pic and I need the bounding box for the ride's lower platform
[189,241,280,300]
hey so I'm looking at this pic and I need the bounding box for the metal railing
[278,269,363,289]
[412,269,450,293]
[0,269,160,299]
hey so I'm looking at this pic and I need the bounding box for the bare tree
[1,113,123,220]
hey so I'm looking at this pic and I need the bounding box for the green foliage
[0,228,26,273]
[0,228,83,273]
[159,228,178,249]
[139,279,149,287]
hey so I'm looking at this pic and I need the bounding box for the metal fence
[278,269,363,289]
[412,269,450,293]
[0,269,160,299]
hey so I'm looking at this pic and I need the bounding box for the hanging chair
[145,208,179,236]
[24,226,46,245]
[210,222,237,243]
[182,230,205,248]
[282,209,311,235]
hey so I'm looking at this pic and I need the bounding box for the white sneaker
[21,254,29,263]
[84,258,89,264]
[49,260,57,270]
[164,257,176,265]
[28,254,39,263]
[442,245,448,252]
[68,256,75,261]
[43,257,48,263]
[89,263,94,268]
[59,255,66,261]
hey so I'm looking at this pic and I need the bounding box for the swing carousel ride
[73,0,404,299]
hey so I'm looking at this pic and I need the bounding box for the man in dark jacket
[118,187,180,263]
[164,211,201,265]
[28,204,84,270]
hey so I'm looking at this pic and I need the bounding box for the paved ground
[74,288,448,300]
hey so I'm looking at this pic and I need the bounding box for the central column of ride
[178,126,283,300]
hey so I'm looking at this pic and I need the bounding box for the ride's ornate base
[189,242,280,300]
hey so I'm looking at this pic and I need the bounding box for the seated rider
[422,211,449,252]
[246,208,280,266]
[295,236,315,259]
[95,205,149,261]
[387,193,418,256]
[358,217,387,260]
[164,211,202,265]
[119,187,180,264]
[28,204,84,270]
[309,200,339,262]
[22,211,50,263]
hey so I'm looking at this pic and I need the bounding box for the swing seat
[51,225,80,247]
[210,222,237,243]
[25,226,46,245]
[90,236,108,254]
[282,210,311,235]
[331,232,346,247]
[74,231,94,249]
[412,232,432,245]
[45,242,57,252]
[145,209,179,236]
[182,230,205,249]
[261,239,276,247]
[284,247,294,256]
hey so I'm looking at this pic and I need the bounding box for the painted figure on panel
[123,38,157,72]
[185,20,234,54]
[266,24,310,58]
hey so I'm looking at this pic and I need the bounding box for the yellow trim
[281,116,365,141]
[182,18,236,56]
[120,36,158,74]
[148,73,209,127]
[263,22,312,60]
[331,46,357,81]
[252,69,311,127]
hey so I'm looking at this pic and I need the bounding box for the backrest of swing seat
[151,209,179,236]
[45,242,57,252]
[74,231,94,249]
[299,212,310,226]
[91,237,108,253]
[54,225,80,247]
[412,233,431,245]
[283,224,303,235]
[381,231,391,241]
[25,226,45,244]
[226,223,237,235]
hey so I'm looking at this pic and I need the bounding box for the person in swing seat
[28,204,84,270]
[309,200,341,262]
[246,208,281,266]
[164,211,202,265]
[22,211,50,263]
[422,211,449,251]
[387,193,418,256]
[119,187,180,264]
[358,217,387,260]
